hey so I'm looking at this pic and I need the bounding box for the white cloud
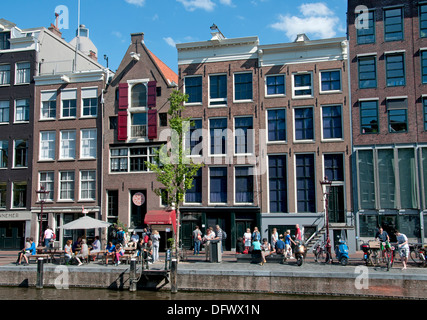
[125,0,146,6]
[271,2,341,40]
[163,37,179,48]
[177,0,216,11]
[219,0,234,6]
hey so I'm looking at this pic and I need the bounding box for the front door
[0,222,24,249]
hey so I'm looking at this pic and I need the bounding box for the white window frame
[320,104,344,142]
[60,89,77,119]
[233,115,254,156]
[293,105,315,143]
[59,130,76,160]
[0,100,9,124]
[15,62,30,85]
[39,131,56,161]
[40,91,57,120]
[80,170,96,201]
[0,64,10,86]
[14,98,29,123]
[81,87,98,118]
[265,74,286,98]
[39,171,54,202]
[233,71,253,103]
[59,171,75,201]
[80,128,97,160]
[208,73,227,107]
[319,69,342,94]
[233,165,254,205]
[183,75,203,106]
[292,72,313,99]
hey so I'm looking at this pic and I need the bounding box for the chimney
[89,50,97,62]
[131,32,144,44]
[48,13,62,38]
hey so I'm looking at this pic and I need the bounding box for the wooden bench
[119,254,133,264]
[28,254,50,264]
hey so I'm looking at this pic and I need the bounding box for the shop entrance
[0,222,24,249]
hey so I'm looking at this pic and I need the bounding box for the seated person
[104,241,116,265]
[65,239,82,266]
[275,235,286,263]
[90,236,101,261]
[76,239,89,263]
[114,244,124,266]
[260,238,273,264]
[16,237,35,265]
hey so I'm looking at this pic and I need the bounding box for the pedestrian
[243,228,252,253]
[395,230,409,270]
[275,235,286,263]
[252,227,261,242]
[285,230,296,259]
[137,237,145,258]
[43,226,54,250]
[144,239,153,264]
[271,228,278,249]
[151,230,161,262]
[295,224,302,242]
[203,228,215,261]
[192,226,202,255]
[214,225,224,253]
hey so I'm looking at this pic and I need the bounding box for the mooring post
[171,258,177,293]
[129,258,137,292]
[36,258,44,289]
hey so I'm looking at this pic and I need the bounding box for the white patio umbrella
[60,215,111,230]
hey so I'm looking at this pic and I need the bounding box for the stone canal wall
[0,265,426,299]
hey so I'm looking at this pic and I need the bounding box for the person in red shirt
[295,224,302,241]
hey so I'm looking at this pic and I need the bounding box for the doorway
[0,222,25,249]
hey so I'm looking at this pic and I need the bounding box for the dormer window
[0,32,10,50]
[131,83,147,108]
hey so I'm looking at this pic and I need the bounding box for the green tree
[146,90,203,260]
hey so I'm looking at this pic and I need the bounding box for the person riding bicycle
[375,227,391,260]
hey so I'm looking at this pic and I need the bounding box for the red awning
[144,210,176,233]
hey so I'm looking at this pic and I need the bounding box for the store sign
[0,211,32,221]
[132,192,145,207]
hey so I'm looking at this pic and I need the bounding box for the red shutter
[118,83,128,110]
[117,111,128,141]
[147,109,157,139]
[147,81,156,109]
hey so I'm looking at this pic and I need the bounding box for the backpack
[117,231,124,241]
[52,233,56,240]
[222,230,227,240]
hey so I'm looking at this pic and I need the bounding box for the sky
[2,0,348,73]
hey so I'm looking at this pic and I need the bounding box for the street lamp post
[320,176,333,263]
[36,186,49,246]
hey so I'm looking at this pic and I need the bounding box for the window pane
[358,57,376,88]
[377,149,396,209]
[268,109,286,141]
[185,76,202,103]
[269,155,287,212]
[210,118,227,155]
[235,116,253,154]
[322,106,342,139]
[358,150,375,209]
[234,73,253,100]
[185,168,202,203]
[235,166,253,203]
[398,149,417,209]
[296,154,315,212]
[360,100,379,134]
[210,167,227,203]
[295,107,313,140]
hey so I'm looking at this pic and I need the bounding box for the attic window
[131,83,147,108]
[0,32,10,50]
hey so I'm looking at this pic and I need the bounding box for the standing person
[214,225,224,253]
[116,227,125,246]
[285,230,296,259]
[43,226,54,249]
[203,228,215,261]
[252,227,261,242]
[243,228,252,253]
[395,230,409,270]
[192,226,202,255]
[137,237,145,259]
[151,230,161,262]
[145,239,153,264]
[295,224,302,242]
[271,228,279,249]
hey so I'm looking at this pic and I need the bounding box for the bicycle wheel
[410,249,423,266]
[385,251,391,271]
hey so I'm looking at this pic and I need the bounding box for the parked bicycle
[313,240,332,263]
[409,243,427,267]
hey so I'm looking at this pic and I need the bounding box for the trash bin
[209,240,222,263]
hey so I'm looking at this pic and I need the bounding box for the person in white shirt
[203,228,216,261]
[395,230,409,270]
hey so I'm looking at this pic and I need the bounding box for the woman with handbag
[193,226,202,255]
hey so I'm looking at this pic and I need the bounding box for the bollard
[165,249,171,270]
[36,258,44,289]
[170,258,177,293]
[129,258,137,292]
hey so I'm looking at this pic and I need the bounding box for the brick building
[348,0,427,243]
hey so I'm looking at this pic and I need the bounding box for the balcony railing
[131,125,147,138]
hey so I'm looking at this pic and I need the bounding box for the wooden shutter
[147,81,156,109]
[118,83,129,110]
[117,111,128,141]
[147,109,157,139]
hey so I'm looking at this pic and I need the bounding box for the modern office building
[348,0,427,243]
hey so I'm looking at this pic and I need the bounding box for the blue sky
[3,0,348,73]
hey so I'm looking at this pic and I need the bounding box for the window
[0,141,8,168]
[0,183,6,208]
[269,155,287,213]
[360,100,379,134]
[210,167,227,203]
[0,64,10,85]
[324,154,344,182]
[420,4,427,38]
[185,168,202,203]
[15,99,29,122]
[235,166,253,203]
[0,32,10,50]
[12,182,26,208]
[295,154,315,213]
[322,105,342,139]
[130,112,147,138]
[209,74,227,106]
[209,118,227,155]
[59,130,76,160]
[80,129,97,159]
[293,73,312,97]
[234,73,253,101]
[387,98,407,133]
[266,75,285,96]
[185,76,202,104]
[131,83,146,108]
[0,100,9,123]
[107,190,119,217]
[384,7,403,41]
[41,91,56,120]
[82,88,98,117]
[15,62,30,84]
[267,109,286,142]
[80,170,96,200]
[39,172,54,201]
[357,10,375,44]
[61,90,77,118]
[40,131,56,161]
[358,56,377,88]
[422,51,427,84]
[377,149,396,209]
[234,116,253,154]
[320,70,341,92]
[294,107,314,141]
[159,113,167,127]
[14,139,27,168]
[386,53,405,87]
[424,98,427,131]
[357,150,375,209]
[185,119,203,156]
[110,146,158,173]
[59,171,74,200]
[160,189,168,206]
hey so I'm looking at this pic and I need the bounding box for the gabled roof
[146,48,178,86]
